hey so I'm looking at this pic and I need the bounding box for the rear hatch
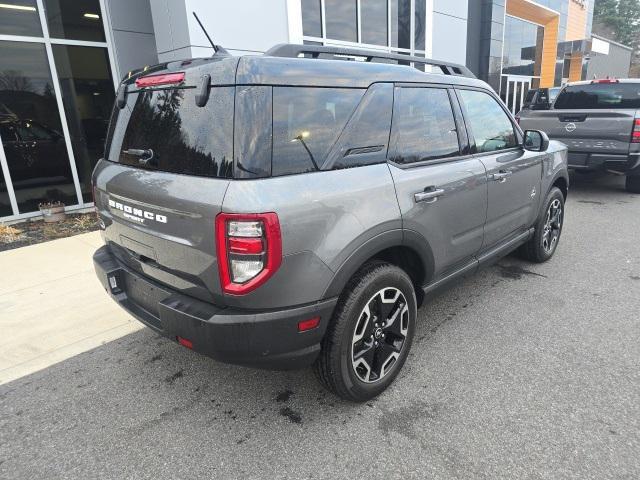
[519,81,640,155]
[94,55,239,304]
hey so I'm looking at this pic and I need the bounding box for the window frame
[454,86,524,158]
[387,83,471,169]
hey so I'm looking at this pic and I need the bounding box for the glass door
[501,75,531,115]
[0,0,116,221]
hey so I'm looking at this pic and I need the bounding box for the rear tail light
[591,78,619,84]
[135,72,185,88]
[215,213,282,295]
[632,119,640,143]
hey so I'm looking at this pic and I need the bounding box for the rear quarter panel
[221,164,402,309]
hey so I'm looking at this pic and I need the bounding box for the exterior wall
[469,0,597,90]
[466,0,506,91]
[149,0,191,62]
[432,0,468,65]
[104,0,158,78]
[149,0,290,61]
[565,0,588,41]
[505,0,560,88]
[587,35,632,79]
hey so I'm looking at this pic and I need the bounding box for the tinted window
[554,83,640,109]
[390,0,411,49]
[272,87,364,176]
[107,87,234,178]
[0,41,76,213]
[325,0,357,42]
[332,83,393,169]
[301,0,322,37]
[458,89,517,153]
[52,44,114,203]
[414,0,426,50]
[44,0,106,42]
[234,86,272,179]
[361,0,388,46]
[0,0,42,36]
[391,88,460,164]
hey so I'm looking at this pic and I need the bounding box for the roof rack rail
[264,43,475,78]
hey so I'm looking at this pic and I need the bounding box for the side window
[272,87,364,177]
[331,83,393,169]
[234,86,272,179]
[458,89,518,153]
[391,87,460,164]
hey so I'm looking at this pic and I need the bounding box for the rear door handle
[491,170,513,182]
[414,188,445,203]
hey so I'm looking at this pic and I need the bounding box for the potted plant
[39,201,66,223]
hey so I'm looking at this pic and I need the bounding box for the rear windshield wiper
[122,148,157,166]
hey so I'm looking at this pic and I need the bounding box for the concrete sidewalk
[0,232,142,384]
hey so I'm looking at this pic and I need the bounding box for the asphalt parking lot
[1,172,639,480]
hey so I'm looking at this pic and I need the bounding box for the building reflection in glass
[0,41,77,213]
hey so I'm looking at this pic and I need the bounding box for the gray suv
[93,44,569,402]
[518,79,640,193]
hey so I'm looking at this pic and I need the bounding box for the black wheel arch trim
[322,229,435,299]
[548,170,570,198]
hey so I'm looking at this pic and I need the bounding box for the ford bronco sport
[93,44,569,402]
[518,79,640,193]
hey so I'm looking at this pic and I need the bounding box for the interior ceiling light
[84,13,100,19]
[0,3,37,11]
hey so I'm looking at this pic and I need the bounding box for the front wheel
[314,261,417,402]
[626,175,640,193]
[519,187,565,263]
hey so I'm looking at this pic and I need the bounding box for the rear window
[105,86,234,178]
[272,87,364,176]
[554,83,640,109]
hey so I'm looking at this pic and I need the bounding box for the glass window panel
[325,0,357,42]
[301,0,322,37]
[414,0,426,51]
[0,166,13,217]
[0,0,42,37]
[459,89,517,153]
[390,0,410,49]
[391,88,460,164]
[44,0,106,42]
[52,45,115,203]
[272,87,364,176]
[501,16,543,77]
[0,41,77,213]
[110,87,235,179]
[361,0,387,46]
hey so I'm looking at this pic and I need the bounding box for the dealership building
[0,0,631,222]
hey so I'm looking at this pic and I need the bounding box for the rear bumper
[568,151,640,174]
[93,245,337,370]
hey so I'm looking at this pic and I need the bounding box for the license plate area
[122,271,168,319]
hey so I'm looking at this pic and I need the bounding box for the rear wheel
[519,187,564,263]
[314,261,417,402]
[626,175,640,193]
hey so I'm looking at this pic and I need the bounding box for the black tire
[314,261,417,402]
[626,175,640,194]
[519,187,564,263]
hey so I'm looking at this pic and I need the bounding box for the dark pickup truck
[518,79,640,193]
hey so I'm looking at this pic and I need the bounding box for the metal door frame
[502,75,533,115]
[0,0,117,222]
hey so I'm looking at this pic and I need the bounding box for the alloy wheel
[351,287,409,383]
[542,198,562,253]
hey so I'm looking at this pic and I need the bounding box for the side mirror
[523,129,549,152]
